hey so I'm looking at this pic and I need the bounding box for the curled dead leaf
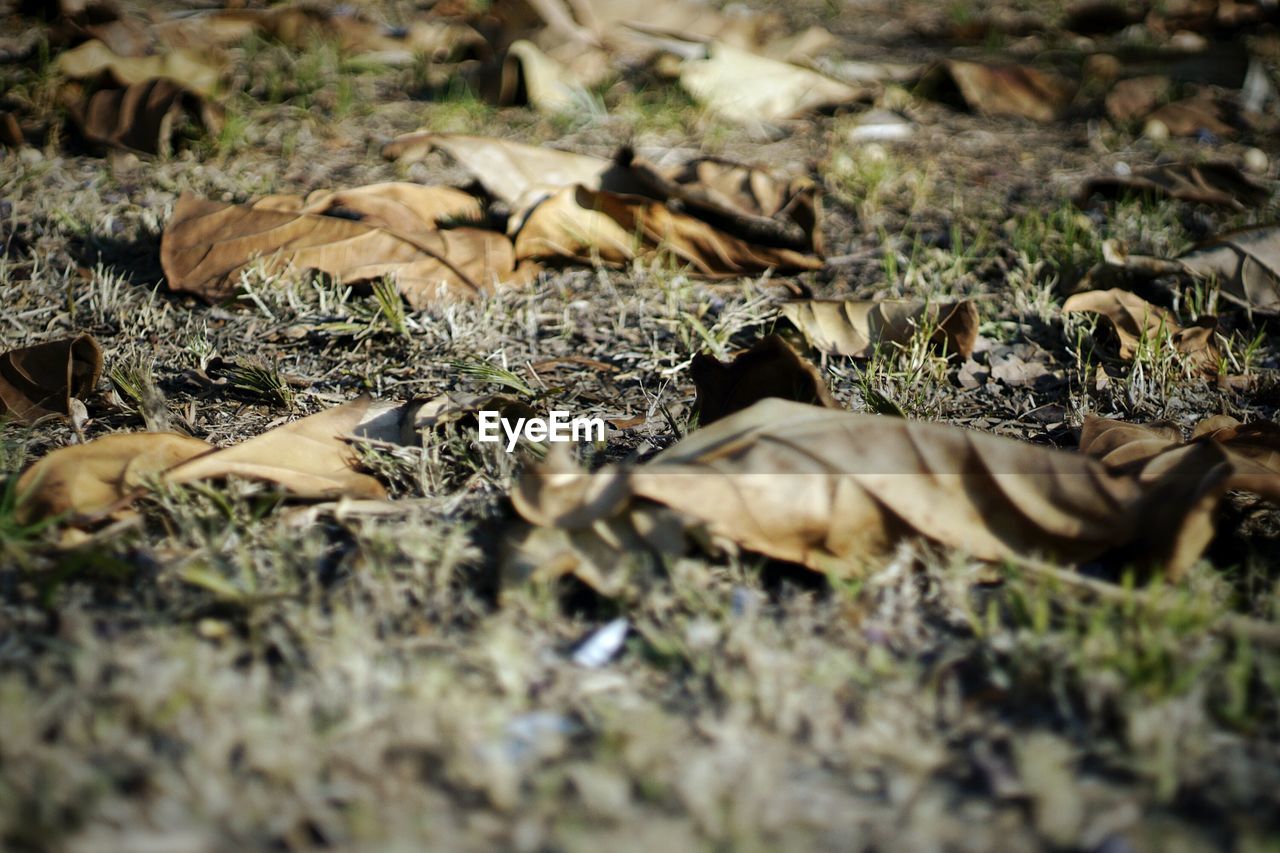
[1078,161,1269,209]
[781,299,978,359]
[0,334,103,425]
[512,398,1241,580]
[65,77,223,156]
[55,39,223,97]
[1063,288,1219,373]
[924,60,1077,122]
[16,398,387,525]
[514,185,822,276]
[691,335,838,425]
[382,132,645,215]
[160,192,522,308]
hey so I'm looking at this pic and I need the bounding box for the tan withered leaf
[163,398,387,500]
[154,7,485,66]
[690,335,838,426]
[382,132,645,213]
[1104,75,1170,123]
[55,39,223,97]
[1146,94,1236,137]
[1090,227,1280,315]
[622,150,821,253]
[781,299,978,359]
[489,39,594,113]
[512,398,1231,578]
[15,433,214,524]
[925,60,1077,122]
[255,183,485,234]
[0,334,103,424]
[65,78,223,156]
[1063,288,1219,372]
[514,186,823,276]
[16,400,387,524]
[160,192,521,309]
[1078,162,1269,209]
[677,42,864,125]
[1078,417,1184,469]
[1080,415,1280,527]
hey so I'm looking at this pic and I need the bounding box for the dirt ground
[3,0,1280,850]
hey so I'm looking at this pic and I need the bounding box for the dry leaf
[55,39,223,97]
[1063,288,1219,372]
[15,399,387,524]
[676,42,864,125]
[1104,75,1170,123]
[622,150,821,253]
[512,398,1233,578]
[15,432,214,524]
[690,335,838,425]
[155,7,485,66]
[160,192,521,308]
[1094,227,1280,315]
[0,112,27,148]
[491,39,594,112]
[513,185,823,276]
[382,132,644,215]
[781,299,979,358]
[258,183,486,234]
[926,60,1077,122]
[0,334,103,424]
[1146,93,1236,137]
[1078,161,1269,208]
[65,77,223,156]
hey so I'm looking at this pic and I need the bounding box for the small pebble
[1244,148,1268,174]
[1142,118,1169,141]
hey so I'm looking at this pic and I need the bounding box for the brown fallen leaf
[1146,92,1236,137]
[781,299,979,359]
[1081,414,1280,508]
[1077,161,1269,208]
[160,192,522,308]
[55,39,223,97]
[512,397,1236,579]
[1104,75,1170,123]
[484,39,598,112]
[622,149,821,253]
[0,112,30,148]
[675,41,865,125]
[1063,288,1219,372]
[0,334,103,424]
[256,183,485,234]
[924,60,1077,122]
[513,185,823,276]
[15,398,387,525]
[154,6,486,67]
[382,132,645,214]
[64,77,223,156]
[164,398,388,500]
[1087,227,1280,315]
[15,432,214,524]
[690,335,838,426]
